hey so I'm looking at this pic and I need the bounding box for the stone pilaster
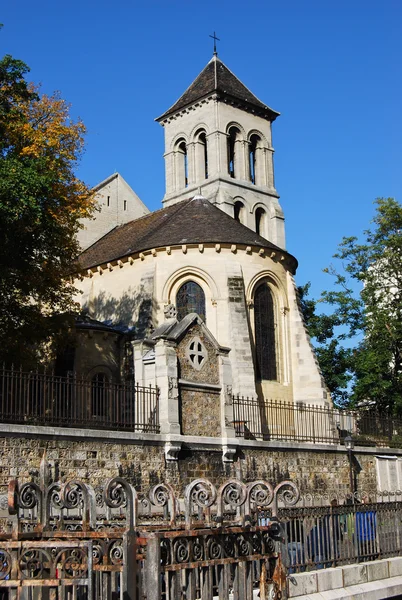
[155,339,181,435]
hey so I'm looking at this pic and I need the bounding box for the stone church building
[0,54,390,496]
[75,54,328,411]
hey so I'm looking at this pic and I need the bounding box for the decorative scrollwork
[109,541,124,565]
[48,483,63,509]
[272,481,300,517]
[104,479,127,509]
[247,480,274,508]
[220,480,247,508]
[92,543,104,565]
[95,486,105,508]
[62,482,84,510]
[0,550,11,580]
[263,533,276,554]
[19,483,40,510]
[223,535,235,557]
[104,477,137,530]
[185,478,217,528]
[19,549,51,580]
[149,483,171,508]
[206,536,222,560]
[192,538,204,561]
[251,533,262,553]
[237,534,250,556]
[57,548,88,579]
[174,538,190,563]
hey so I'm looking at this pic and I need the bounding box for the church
[73,52,328,424]
[0,51,388,499]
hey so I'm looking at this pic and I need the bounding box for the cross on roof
[209,31,220,56]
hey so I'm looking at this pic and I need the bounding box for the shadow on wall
[82,287,159,338]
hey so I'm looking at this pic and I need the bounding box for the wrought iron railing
[278,499,402,573]
[0,365,159,432]
[232,396,402,447]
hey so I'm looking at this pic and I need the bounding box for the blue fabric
[355,510,376,542]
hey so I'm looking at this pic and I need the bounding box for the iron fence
[277,499,402,573]
[0,365,159,432]
[232,396,402,447]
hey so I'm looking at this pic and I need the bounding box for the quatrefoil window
[186,336,208,371]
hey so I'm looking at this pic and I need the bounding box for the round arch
[247,129,268,146]
[162,266,220,305]
[170,132,189,151]
[246,271,290,384]
[190,123,210,141]
[225,121,246,139]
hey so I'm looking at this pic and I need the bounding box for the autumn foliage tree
[0,54,95,364]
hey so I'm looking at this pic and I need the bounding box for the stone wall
[0,433,378,498]
[180,389,221,437]
[177,324,219,385]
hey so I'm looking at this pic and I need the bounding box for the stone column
[234,139,244,180]
[164,151,175,195]
[255,147,267,187]
[187,141,196,186]
[267,148,275,190]
[155,339,181,435]
[194,140,206,182]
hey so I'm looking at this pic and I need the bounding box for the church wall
[74,330,122,380]
[75,242,327,404]
[77,174,149,252]
[0,431,380,498]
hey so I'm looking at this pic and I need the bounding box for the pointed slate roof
[156,56,279,122]
[77,196,297,272]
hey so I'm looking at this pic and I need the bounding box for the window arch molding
[251,202,269,238]
[170,132,189,152]
[246,129,268,147]
[190,123,210,142]
[225,121,246,139]
[162,267,219,332]
[162,266,219,305]
[246,272,290,384]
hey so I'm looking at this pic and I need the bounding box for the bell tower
[156,55,286,248]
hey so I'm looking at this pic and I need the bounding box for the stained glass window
[254,284,277,381]
[176,281,206,322]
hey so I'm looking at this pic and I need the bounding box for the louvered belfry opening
[254,283,277,381]
[176,281,206,322]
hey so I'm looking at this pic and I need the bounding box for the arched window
[175,139,188,189]
[249,134,264,185]
[176,281,206,322]
[255,207,267,237]
[254,284,277,381]
[196,131,208,180]
[227,126,241,178]
[91,373,109,419]
[234,200,245,224]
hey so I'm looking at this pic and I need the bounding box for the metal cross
[209,31,220,56]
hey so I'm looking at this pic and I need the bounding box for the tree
[0,54,95,365]
[301,198,402,411]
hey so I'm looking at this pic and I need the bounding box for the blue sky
[1,0,401,299]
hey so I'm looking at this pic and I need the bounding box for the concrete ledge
[291,576,402,600]
[288,558,402,599]
[0,423,400,455]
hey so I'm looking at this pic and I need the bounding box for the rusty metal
[0,469,296,600]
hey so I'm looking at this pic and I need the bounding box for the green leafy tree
[0,53,95,365]
[301,198,402,411]
[298,283,353,406]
